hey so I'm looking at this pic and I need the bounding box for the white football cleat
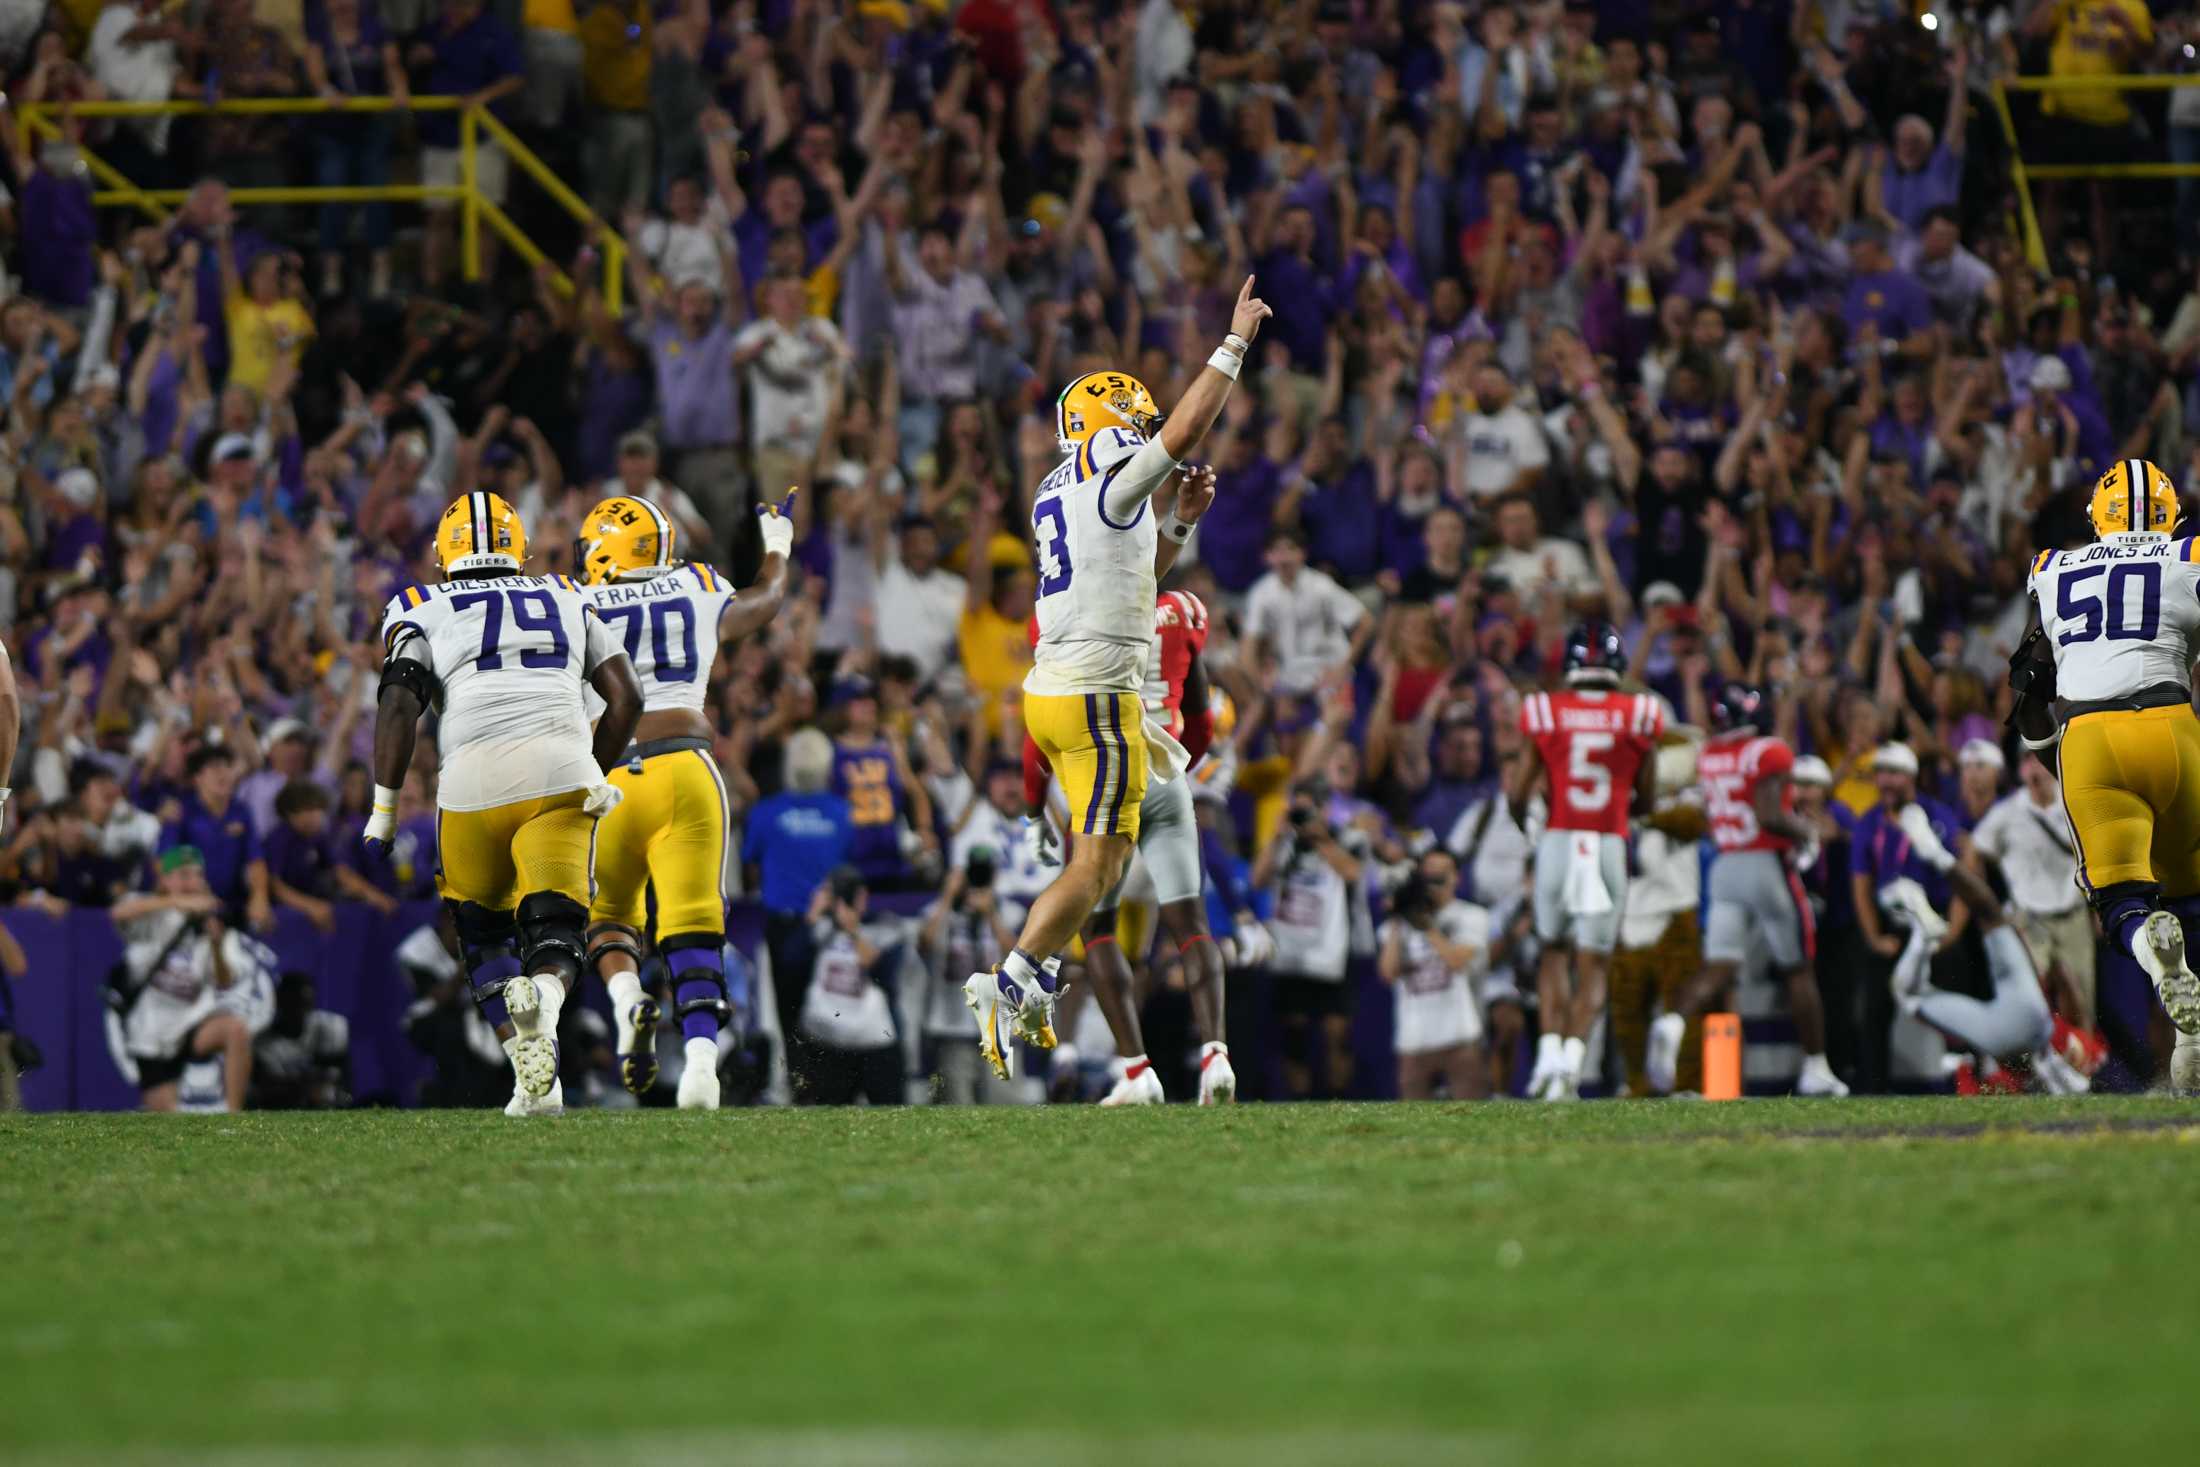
[615,996,661,1096]
[1896,803,1956,872]
[504,1079,564,1117]
[503,974,558,1098]
[677,1059,722,1111]
[2033,1045,2091,1095]
[2171,1034,2200,1096]
[1099,1059,1165,1106]
[1645,1012,1685,1095]
[963,970,1018,1081]
[1198,1043,1236,1105]
[1796,1054,1849,1097]
[2134,911,2200,1033]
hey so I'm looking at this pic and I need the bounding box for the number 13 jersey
[2029,533,2200,705]
[1026,426,1178,697]
[1520,689,1664,836]
[382,574,624,811]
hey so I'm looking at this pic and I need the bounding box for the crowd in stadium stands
[1,0,2196,1108]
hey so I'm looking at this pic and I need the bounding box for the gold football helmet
[436,490,527,576]
[2088,458,2180,538]
[575,495,677,584]
[1056,370,1164,456]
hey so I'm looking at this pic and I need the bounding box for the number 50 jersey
[582,564,738,713]
[2030,534,2200,704]
[382,574,624,811]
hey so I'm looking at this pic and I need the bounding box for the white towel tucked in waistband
[1562,832,1612,917]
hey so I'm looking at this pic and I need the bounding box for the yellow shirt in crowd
[2044,0,2154,127]
[579,2,652,113]
[224,292,315,396]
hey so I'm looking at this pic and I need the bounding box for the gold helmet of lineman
[436,490,527,576]
[2087,458,2181,539]
[1056,369,1165,455]
[575,495,678,584]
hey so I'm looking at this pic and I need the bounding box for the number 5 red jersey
[1520,689,1664,836]
[1146,590,1210,737]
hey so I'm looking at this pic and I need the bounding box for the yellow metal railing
[1993,73,2200,270]
[14,97,627,308]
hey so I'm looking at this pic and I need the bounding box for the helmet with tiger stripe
[2087,458,2179,538]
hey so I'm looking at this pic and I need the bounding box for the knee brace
[2089,879,2160,958]
[516,892,589,985]
[587,921,645,974]
[660,930,728,1042]
[448,900,521,1024]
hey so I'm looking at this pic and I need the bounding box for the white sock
[1559,1035,1587,1080]
[1535,1032,1562,1070]
[1001,948,1043,988]
[606,970,645,1015]
[1802,1052,1833,1077]
[1201,1040,1229,1060]
[683,1035,719,1069]
[532,972,567,1022]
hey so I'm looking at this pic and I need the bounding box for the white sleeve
[581,607,626,676]
[1329,578,1369,627]
[1102,436,1181,525]
[1971,804,2008,860]
[1512,414,1550,470]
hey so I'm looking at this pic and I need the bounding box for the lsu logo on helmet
[437,490,527,576]
[1056,370,1164,455]
[576,496,677,585]
[2088,459,2180,538]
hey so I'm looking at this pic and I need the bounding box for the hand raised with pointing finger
[1230,276,1272,343]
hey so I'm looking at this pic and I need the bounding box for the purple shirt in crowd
[1198,456,1284,594]
[648,319,740,451]
[20,165,96,309]
[1880,146,1963,233]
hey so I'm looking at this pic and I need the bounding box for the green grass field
[7,1099,2200,1465]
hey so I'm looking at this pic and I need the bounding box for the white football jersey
[583,563,738,714]
[1025,426,1178,696]
[2028,534,2200,705]
[382,574,624,811]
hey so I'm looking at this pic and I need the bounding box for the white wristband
[1206,346,1243,381]
[1160,511,1194,544]
[371,783,400,814]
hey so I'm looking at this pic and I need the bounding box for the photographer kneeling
[918,846,1028,1104]
[797,865,910,1105]
[112,847,266,1113]
[1378,848,1494,1100]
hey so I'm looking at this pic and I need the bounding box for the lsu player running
[574,492,794,1110]
[963,276,1273,1078]
[2011,459,2200,1081]
[367,492,642,1115]
[1024,585,1237,1104]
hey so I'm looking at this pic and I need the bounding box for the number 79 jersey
[381,574,624,810]
[1520,688,1664,836]
[2030,535,2200,704]
[582,564,737,712]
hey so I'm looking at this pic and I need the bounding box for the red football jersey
[1520,689,1664,835]
[1698,730,1797,853]
[1146,590,1209,735]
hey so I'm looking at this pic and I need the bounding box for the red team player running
[1025,590,1234,1103]
[1510,622,1663,1100]
[1648,682,1847,1097]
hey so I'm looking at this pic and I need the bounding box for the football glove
[583,783,625,819]
[758,494,797,559]
[362,783,399,855]
[1227,913,1274,969]
[1022,813,1061,869]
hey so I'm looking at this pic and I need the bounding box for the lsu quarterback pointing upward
[368,492,643,1115]
[2011,459,2200,1075]
[963,276,1274,1079]
[575,492,794,1110]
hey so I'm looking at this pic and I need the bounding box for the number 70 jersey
[582,565,737,713]
[2030,535,2200,704]
[1520,688,1664,836]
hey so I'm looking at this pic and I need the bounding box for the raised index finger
[1239,274,1256,304]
